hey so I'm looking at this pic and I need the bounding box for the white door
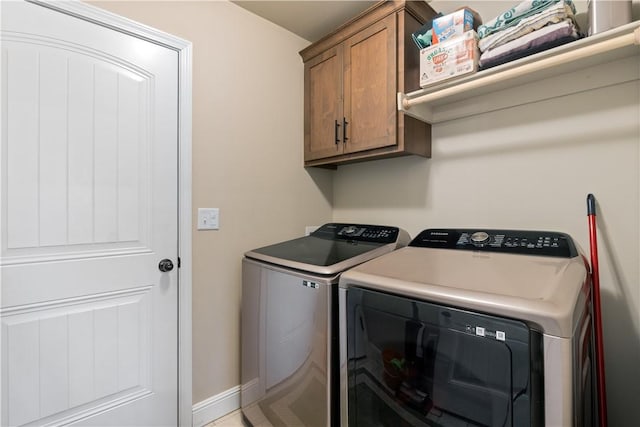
[1,1,180,426]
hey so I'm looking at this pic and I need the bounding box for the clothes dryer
[339,228,595,427]
[241,223,410,427]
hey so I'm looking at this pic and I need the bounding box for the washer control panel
[410,228,578,258]
[312,223,400,244]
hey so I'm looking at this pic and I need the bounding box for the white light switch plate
[198,208,219,230]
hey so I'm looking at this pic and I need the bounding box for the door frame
[25,1,194,425]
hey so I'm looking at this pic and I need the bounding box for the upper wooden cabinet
[300,0,437,168]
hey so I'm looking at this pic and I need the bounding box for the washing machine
[339,228,596,427]
[241,223,410,427]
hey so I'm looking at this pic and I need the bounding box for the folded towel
[412,28,434,50]
[478,0,577,39]
[479,1,578,52]
[479,19,579,69]
[412,14,442,50]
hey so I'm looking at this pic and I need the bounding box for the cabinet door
[343,13,397,154]
[304,45,344,161]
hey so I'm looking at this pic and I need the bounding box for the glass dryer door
[345,287,544,427]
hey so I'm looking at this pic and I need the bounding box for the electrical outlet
[198,208,219,230]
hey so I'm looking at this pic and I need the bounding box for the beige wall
[88,0,333,405]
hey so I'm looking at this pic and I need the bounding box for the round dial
[470,231,490,244]
[343,226,358,235]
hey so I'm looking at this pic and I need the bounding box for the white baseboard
[192,385,240,427]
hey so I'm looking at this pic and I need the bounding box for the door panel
[3,28,151,260]
[304,45,343,161]
[3,288,152,426]
[1,1,178,425]
[343,14,397,154]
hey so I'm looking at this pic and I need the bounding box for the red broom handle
[588,194,607,427]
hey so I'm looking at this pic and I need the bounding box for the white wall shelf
[398,21,640,124]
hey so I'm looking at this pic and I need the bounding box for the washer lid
[339,245,589,338]
[245,223,409,275]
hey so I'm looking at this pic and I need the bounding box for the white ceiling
[231,1,377,43]
[230,1,522,43]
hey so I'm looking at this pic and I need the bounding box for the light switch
[198,208,219,230]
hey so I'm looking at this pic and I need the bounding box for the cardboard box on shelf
[419,30,479,88]
[432,7,482,44]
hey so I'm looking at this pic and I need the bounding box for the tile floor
[205,409,244,426]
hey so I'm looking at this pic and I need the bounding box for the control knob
[470,231,490,246]
[343,226,358,235]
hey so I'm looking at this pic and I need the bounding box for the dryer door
[345,287,544,427]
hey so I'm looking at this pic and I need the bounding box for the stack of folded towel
[477,0,582,69]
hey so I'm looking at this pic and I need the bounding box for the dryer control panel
[410,228,578,258]
[312,223,400,244]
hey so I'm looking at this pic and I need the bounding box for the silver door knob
[158,259,174,272]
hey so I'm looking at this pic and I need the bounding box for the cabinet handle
[335,120,341,145]
[343,118,349,143]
